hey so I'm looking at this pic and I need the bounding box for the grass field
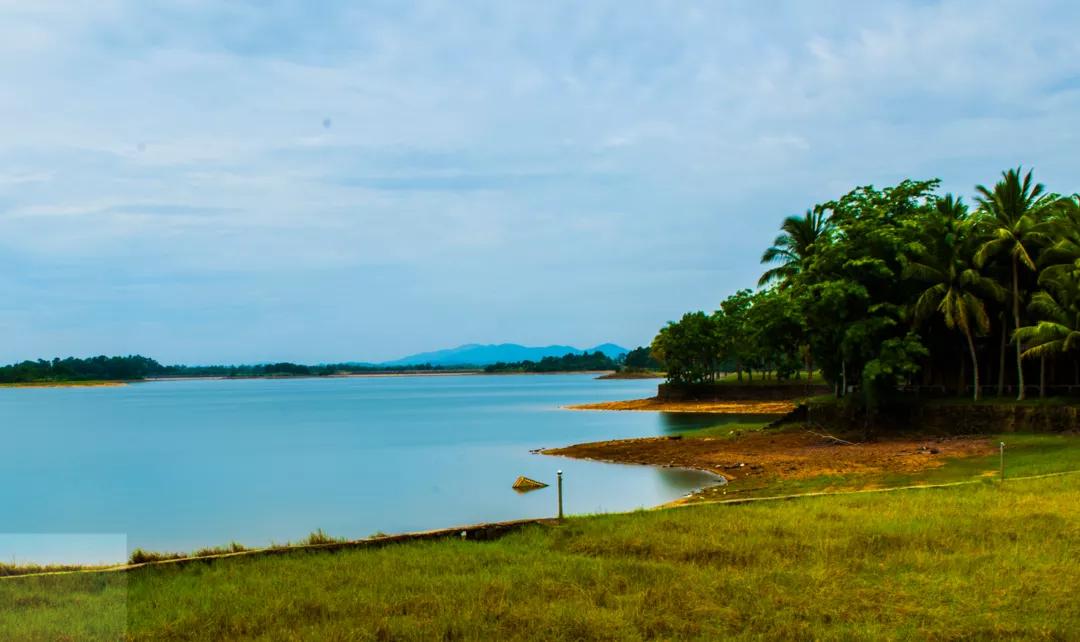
[2,461,1077,640]
[686,431,1080,501]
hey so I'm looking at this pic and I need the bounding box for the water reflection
[653,467,723,491]
[658,412,784,433]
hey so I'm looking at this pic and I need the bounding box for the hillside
[381,343,628,367]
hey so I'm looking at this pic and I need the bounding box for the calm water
[0,374,726,564]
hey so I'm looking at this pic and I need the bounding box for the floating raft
[512,476,548,491]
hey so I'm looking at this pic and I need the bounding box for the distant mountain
[381,343,629,367]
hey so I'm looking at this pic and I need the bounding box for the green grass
[712,370,826,386]
[0,572,127,640]
[126,530,345,566]
[693,432,1080,502]
[3,469,1078,640]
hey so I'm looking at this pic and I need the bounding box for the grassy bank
[3,470,1077,640]
[686,432,1080,503]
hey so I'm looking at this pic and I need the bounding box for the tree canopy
[484,351,619,373]
[652,167,1080,405]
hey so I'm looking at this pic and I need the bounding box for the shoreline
[0,517,558,580]
[541,430,997,502]
[567,397,796,414]
[2,370,620,389]
[0,380,129,389]
[594,371,665,380]
[145,371,485,382]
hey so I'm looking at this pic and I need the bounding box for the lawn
[2,466,1077,640]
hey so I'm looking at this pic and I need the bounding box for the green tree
[715,290,756,381]
[623,346,662,371]
[758,208,833,288]
[907,196,1005,400]
[746,288,806,380]
[1038,195,1080,285]
[974,168,1056,400]
[1014,276,1080,389]
[798,179,939,401]
[1014,197,1080,393]
[652,312,719,384]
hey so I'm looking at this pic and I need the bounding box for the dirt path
[543,430,995,482]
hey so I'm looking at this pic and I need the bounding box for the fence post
[557,470,564,521]
[1000,442,1005,482]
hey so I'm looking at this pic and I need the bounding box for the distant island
[0,355,469,385]
[0,343,652,385]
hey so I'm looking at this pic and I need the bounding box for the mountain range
[380,343,629,367]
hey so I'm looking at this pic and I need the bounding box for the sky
[1,1,1079,364]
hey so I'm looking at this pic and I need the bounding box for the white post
[557,470,564,521]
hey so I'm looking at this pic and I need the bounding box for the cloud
[1,1,1079,361]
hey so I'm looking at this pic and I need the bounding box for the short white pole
[557,470,564,521]
[1000,442,1005,481]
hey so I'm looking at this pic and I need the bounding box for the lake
[0,374,726,564]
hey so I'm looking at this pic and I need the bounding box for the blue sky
[2,1,1079,363]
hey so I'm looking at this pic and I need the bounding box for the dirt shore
[567,398,795,414]
[594,371,665,380]
[543,430,995,484]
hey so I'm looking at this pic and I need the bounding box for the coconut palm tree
[758,208,833,287]
[1014,199,1080,395]
[1039,195,1080,284]
[974,168,1056,400]
[1014,273,1080,388]
[908,197,1005,400]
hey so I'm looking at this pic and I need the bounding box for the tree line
[0,356,471,383]
[0,355,166,383]
[652,168,1080,406]
[0,350,652,382]
[484,351,619,373]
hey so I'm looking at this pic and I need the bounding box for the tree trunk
[1013,256,1026,401]
[736,361,743,383]
[1040,355,1046,399]
[965,329,981,401]
[958,351,966,397]
[997,313,1007,397]
[841,360,847,397]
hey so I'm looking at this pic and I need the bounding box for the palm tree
[974,168,1056,400]
[758,208,833,287]
[1039,195,1080,284]
[909,196,1005,400]
[1014,273,1080,387]
[1015,197,1080,395]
